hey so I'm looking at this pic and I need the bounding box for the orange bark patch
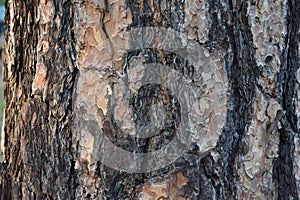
[32,63,47,95]
[141,172,189,200]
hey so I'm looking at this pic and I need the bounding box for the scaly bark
[0,0,299,199]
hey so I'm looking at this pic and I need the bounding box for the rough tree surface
[0,0,300,199]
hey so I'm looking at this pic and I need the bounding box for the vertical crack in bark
[208,0,259,198]
[208,0,229,48]
[126,0,153,28]
[52,0,78,198]
[273,0,300,199]
[63,1,79,198]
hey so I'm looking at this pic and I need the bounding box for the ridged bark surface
[0,0,299,199]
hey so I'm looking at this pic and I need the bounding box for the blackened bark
[0,0,299,199]
[273,0,300,199]
[0,0,78,199]
[206,0,259,199]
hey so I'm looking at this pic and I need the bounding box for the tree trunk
[0,0,299,199]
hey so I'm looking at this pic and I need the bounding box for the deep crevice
[272,0,300,198]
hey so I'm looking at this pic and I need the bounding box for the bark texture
[0,0,299,199]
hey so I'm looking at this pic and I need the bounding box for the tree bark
[0,0,299,199]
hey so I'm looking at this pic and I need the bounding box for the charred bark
[273,0,300,199]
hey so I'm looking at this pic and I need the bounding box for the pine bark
[0,0,299,199]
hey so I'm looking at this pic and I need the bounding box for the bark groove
[0,0,299,199]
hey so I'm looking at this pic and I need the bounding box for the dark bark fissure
[207,0,259,199]
[1,0,39,198]
[273,0,300,199]
[0,0,299,199]
[99,0,300,198]
[0,0,78,199]
[96,1,199,199]
[99,0,260,199]
[104,49,195,154]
